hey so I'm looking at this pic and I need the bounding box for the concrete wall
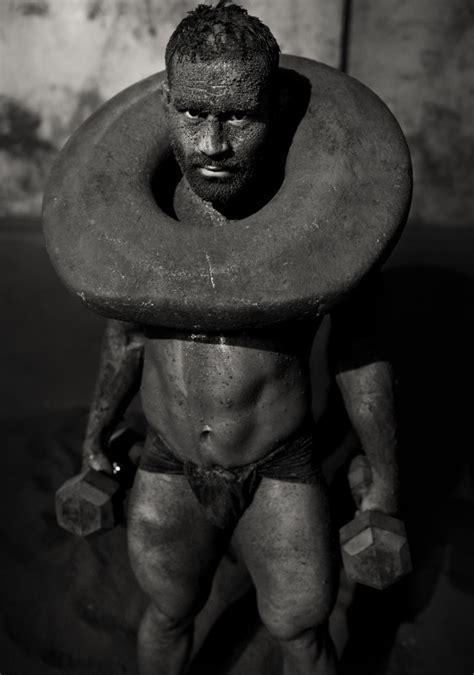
[1,0,473,226]
[0,0,343,217]
[348,0,474,227]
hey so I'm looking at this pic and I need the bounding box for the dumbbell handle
[98,426,144,488]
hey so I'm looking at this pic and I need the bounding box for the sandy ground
[1,221,474,674]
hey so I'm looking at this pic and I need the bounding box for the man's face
[163,57,274,208]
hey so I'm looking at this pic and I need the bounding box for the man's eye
[227,112,246,124]
[184,110,202,120]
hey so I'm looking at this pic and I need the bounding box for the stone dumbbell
[339,455,412,590]
[56,427,143,537]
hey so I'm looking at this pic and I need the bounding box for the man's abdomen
[140,327,314,468]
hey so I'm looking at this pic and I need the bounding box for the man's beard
[184,165,260,206]
[170,143,266,209]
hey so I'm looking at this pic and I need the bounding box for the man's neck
[173,178,229,226]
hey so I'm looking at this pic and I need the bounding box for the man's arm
[82,319,144,473]
[331,278,399,515]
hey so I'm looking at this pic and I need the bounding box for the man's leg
[192,547,253,658]
[233,477,339,675]
[128,469,229,675]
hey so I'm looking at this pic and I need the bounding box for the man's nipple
[200,424,212,439]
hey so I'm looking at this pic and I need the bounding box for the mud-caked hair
[165,0,280,83]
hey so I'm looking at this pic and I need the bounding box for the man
[81,3,400,673]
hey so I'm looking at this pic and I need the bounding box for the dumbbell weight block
[56,469,123,537]
[339,509,411,590]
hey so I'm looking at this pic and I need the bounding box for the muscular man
[81,3,399,673]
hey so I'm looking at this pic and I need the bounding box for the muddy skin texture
[163,56,276,219]
[139,323,316,469]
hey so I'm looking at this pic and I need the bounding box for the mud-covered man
[82,3,399,673]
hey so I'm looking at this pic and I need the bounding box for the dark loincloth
[139,425,321,530]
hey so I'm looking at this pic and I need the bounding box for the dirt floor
[1,220,474,674]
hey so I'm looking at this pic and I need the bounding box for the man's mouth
[198,165,232,178]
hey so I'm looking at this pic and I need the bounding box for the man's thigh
[128,469,228,618]
[232,477,338,638]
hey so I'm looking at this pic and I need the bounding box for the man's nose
[198,118,230,157]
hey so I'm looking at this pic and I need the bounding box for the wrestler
[80,3,399,674]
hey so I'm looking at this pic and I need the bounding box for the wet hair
[165,0,280,82]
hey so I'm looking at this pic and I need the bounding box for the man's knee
[142,600,194,637]
[258,587,335,642]
[278,623,334,669]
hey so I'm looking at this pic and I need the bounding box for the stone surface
[43,55,411,330]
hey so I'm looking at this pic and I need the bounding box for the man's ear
[161,81,171,107]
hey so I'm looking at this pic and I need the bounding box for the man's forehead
[168,58,271,108]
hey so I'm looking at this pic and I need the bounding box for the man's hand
[82,447,113,474]
[348,454,399,516]
[359,471,399,515]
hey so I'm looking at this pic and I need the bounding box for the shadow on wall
[338,265,474,674]
[0,90,104,216]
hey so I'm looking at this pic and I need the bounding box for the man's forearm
[335,360,398,476]
[335,359,399,512]
[83,319,144,468]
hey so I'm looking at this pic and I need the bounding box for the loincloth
[139,424,321,530]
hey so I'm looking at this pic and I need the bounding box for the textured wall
[0,0,343,217]
[2,0,473,226]
[348,0,474,227]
